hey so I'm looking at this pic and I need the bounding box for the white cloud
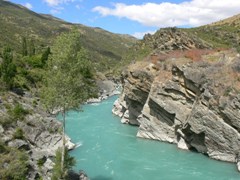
[50,6,64,14]
[43,0,75,7]
[132,30,156,39]
[93,0,240,27]
[50,9,61,14]
[23,2,33,9]
[76,4,81,9]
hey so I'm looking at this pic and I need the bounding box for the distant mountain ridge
[0,0,136,72]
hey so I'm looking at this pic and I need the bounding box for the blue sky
[8,0,240,38]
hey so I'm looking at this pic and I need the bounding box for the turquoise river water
[61,96,240,180]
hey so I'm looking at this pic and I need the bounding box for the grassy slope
[184,14,240,50]
[0,0,136,72]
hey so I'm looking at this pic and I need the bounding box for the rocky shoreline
[87,80,121,104]
[0,91,75,179]
[113,50,240,172]
[0,79,120,179]
[0,80,120,180]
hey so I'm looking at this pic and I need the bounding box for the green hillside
[0,0,136,72]
[185,14,240,51]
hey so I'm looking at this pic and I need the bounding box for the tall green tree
[51,147,76,180]
[0,47,17,89]
[41,47,51,66]
[28,39,35,57]
[22,37,28,56]
[41,29,97,179]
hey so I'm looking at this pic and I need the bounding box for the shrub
[236,46,240,53]
[4,102,12,110]
[184,49,212,61]
[13,128,24,139]
[32,99,38,107]
[151,49,215,65]
[0,47,17,89]
[51,148,76,180]
[0,140,8,153]
[0,116,15,128]
[223,87,232,96]
[24,55,44,68]
[10,103,29,121]
[37,157,47,168]
[0,148,29,180]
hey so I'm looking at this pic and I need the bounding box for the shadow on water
[67,171,79,180]
[91,176,114,180]
[68,171,113,180]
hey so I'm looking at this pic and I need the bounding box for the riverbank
[87,80,121,104]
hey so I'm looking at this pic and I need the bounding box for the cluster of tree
[21,37,35,57]
[0,47,16,89]
[0,39,51,91]
[21,37,51,69]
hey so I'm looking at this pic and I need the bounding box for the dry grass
[150,49,218,65]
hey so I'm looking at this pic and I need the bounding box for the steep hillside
[210,14,240,26]
[0,0,136,72]
[185,13,240,51]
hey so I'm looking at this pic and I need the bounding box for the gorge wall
[113,50,240,171]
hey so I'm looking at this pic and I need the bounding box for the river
[61,96,240,180]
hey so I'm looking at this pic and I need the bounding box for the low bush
[0,116,15,128]
[0,148,29,180]
[0,140,8,153]
[37,157,47,168]
[13,128,25,139]
[10,103,29,121]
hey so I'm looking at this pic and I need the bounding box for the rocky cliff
[141,27,211,52]
[113,49,240,171]
[0,91,74,179]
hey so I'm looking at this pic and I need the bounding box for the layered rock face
[113,62,157,125]
[113,50,240,170]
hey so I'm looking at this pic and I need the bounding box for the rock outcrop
[113,50,240,170]
[87,80,121,103]
[113,62,157,125]
[139,27,211,53]
[0,91,75,179]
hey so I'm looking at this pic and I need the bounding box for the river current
[61,96,240,180]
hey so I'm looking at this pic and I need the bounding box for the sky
[8,0,240,38]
